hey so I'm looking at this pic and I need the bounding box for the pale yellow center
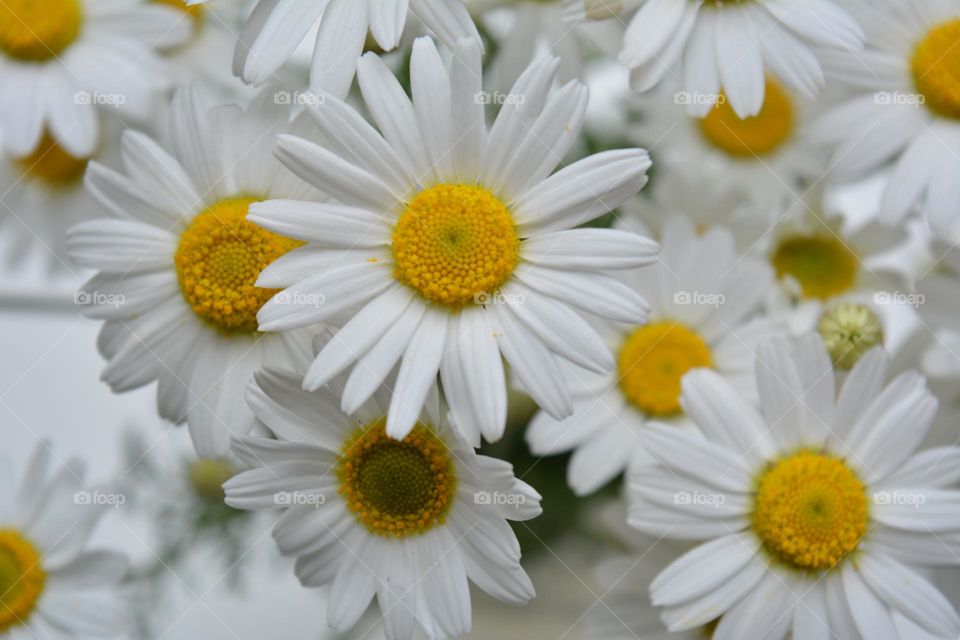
[771,235,859,300]
[14,132,89,186]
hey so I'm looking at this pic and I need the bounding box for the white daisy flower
[186,0,480,97]
[66,87,321,458]
[468,0,617,94]
[526,215,776,495]
[153,0,252,95]
[0,0,189,158]
[574,0,864,118]
[0,443,130,638]
[812,0,960,231]
[623,165,769,252]
[629,334,960,639]
[223,367,542,640]
[253,36,657,445]
[762,201,907,357]
[631,79,823,211]
[0,115,122,273]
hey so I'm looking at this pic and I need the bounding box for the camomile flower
[0,0,189,158]
[623,167,768,252]
[467,0,618,93]
[762,201,908,351]
[629,335,960,639]
[0,443,130,638]
[526,215,776,495]
[572,0,864,118]
[66,87,321,458]
[630,79,823,211]
[253,36,657,445]
[223,367,542,640]
[153,0,252,95]
[186,0,480,97]
[812,0,960,231]
[0,115,121,273]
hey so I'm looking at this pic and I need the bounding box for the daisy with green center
[66,87,321,458]
[812,0,960,231]
[223,367,541,640]
[571,0,863,118]
[763,199,907,351]
[0,0,189,159]
[252,36,657,445]
[0,443,130,638]
[629,334,960,639]
[526,215,776,495]
[630,78,823,211]
[184,0,479,97]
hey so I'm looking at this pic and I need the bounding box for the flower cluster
[1,0,959,638]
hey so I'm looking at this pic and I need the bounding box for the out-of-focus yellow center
[771,234,859,300]
[14,132,89,186]
[913,18,960,120]
[699,78,794,157]
[337,419,456,539]
[392,184,520,308]
[175,197,301,334]
[0,529,45,632]
[153,0,204,28]
[752,451,867,572]
[617,322,713,416]
[0,0,82,61]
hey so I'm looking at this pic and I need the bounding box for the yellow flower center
[818,303,884,371]
[175,197,301,334]
[13,132,89,187]
[0,0,82,61]
[0,529,45,632]
[153,0,204,30]
[698,78,794,157]
[392,184,520,308]
[337,419,456,539]
[188,458,234,502]
[752,451,868,572]
[912,18,960,120]
[771,234,859,300]
[617,322,713,416]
